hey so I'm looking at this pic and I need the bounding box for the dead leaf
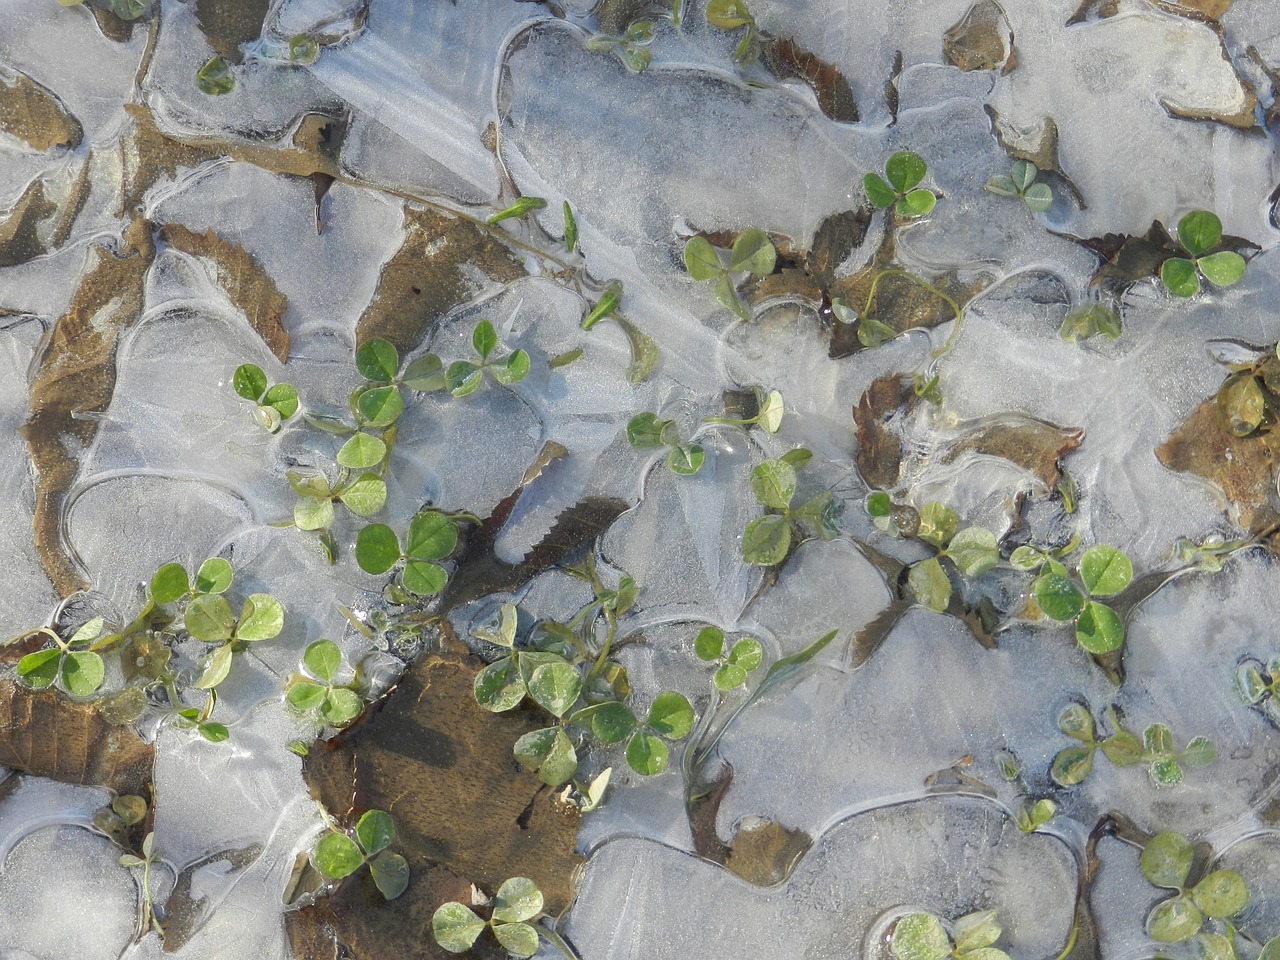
[723,818,812,886]
[194,0,272,63]
[0,69,82,152]
[806,206,872,291]
[943,0,1016,74]
[746,267,822,306]
[162,845,264,953]
[286,627,582,960]
[853,374,917,490]
[445,494,630,610]
[1148,0,1232,22]
[20,216,155,596]
[1066,0,1119,24]
[1156,398,1280,535]
[355,206,525,355]
[763,37,858,122]
[595,0,660,35]
[91,4,142,42]
[830,230,993,359]
[1065,220,1258,293]
[160,223,289,362]
[0,678,153,796]
[120,104,220,216]
[938,415,1084,490]
[0,179,58,267]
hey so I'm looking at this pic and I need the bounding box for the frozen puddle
[2,0,1280,959]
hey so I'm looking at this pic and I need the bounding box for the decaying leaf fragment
[723,817,812,886]
[943,0,1016,74]
[0,678,153,796]
[286,627,582,960]
[938,415,1084,490]
[120,104,220,215]
[21,216,155,596]
[1158,28,1257,129]
[853,374,917,490]
[1157,398,1280,535]
[161,223,289,362]
[355,206,526,354]
[762,37,858,122]
[984,106,1083,206]
[194,0,272,63]
[0,179,59,268]
[0,69,82,152]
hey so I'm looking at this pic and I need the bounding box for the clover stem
[538,923,584,960]
[585,610,618,687]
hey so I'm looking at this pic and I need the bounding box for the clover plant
[683,228,777,321]
[353,336,447,426]
[93,793,148,848]
[704,0,760,64]
[1140,832,1248,944]
[562,202,577,253]
[1237,654,1280,725]
[472,589,694,783]
[1051,703,1215,788]
[433,877,546,958]
[231,363,298,432]
[1012,544,1133,655]
[183,590,285,690]
[830,267,961,351]
[890,909,1011,960]
[703,387,784,434]
[586,20,655,71]
[1060,301,1121,344]
[15,616,107,697]
[626,412,705,475]
[1160,210,1246,297]
[865,151,937,217]
[487,196,547,226]
[286,640,364,726]
[196,56,234,95]
[694,626,764,691]
[1207,340,1280,439]
[445,320,531,396]
[985,160,1053,212]
[741,450,839,566]
[119,832,165,938]
[1015,797,1056,834]
[356,510,460,597]
[288,467,387,545]
[312,809,409,900]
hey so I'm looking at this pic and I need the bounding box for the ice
[568,796,1076,960]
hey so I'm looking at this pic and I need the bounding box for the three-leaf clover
[1060,300,1122,344]
[195,56,234,96]
[312,809,409,900]
[433,877,545,957]
[1018,545,1133,654]
[1237,654,1280,725]
[1160,210,1247,297]
[626,412,705,475]
[286,640,364,726]
[1050,703,1215,788]
[865,151,937,217]
[445,320,531,397]
[355,510,459,596]
[569,690,695,776]
[694,626,764,691]
[585,20,654,71]
[16,617,107,697]
[288,468,387,536]
[683,228,777,321]
[1141,832,1249,943]
[985,160,1053,212]
[184,591,286,689]
[903,502,1000,613]
[741,450,839,566]
[351,337,447,431]
[231,363,297,433]
[890,909,1011,960]
[151,557,235,603]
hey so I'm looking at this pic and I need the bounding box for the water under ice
[2,0,1280,959]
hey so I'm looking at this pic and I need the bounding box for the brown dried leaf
[287,628,582,960]
[356,206,525,355]
[0,678,153,796]
[829,231,992,359]
[90,4,142,42]
[1066,0,1119,24]
[943,0,1015,74]
[1067,220,1258,292]
[1156,398,1280,535]
[1148,0,1232,22]
[853,374,916,490]
[20,216,155,596]
[984,106,1084,206]
[723,818,812,886]
[120,104,220,216]
[194,0,273,64]
[0,69,82,152]
[162,845,264,953]
[1161,26,1256,128]
[161,223,289,362]
[938,415,1085,489]
[0,179,58,268]
[806,206,872,291]
[763,37,858,122]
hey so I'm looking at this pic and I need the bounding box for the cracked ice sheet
[567,795,1075,960]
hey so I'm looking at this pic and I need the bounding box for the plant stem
[861,269,964,357]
